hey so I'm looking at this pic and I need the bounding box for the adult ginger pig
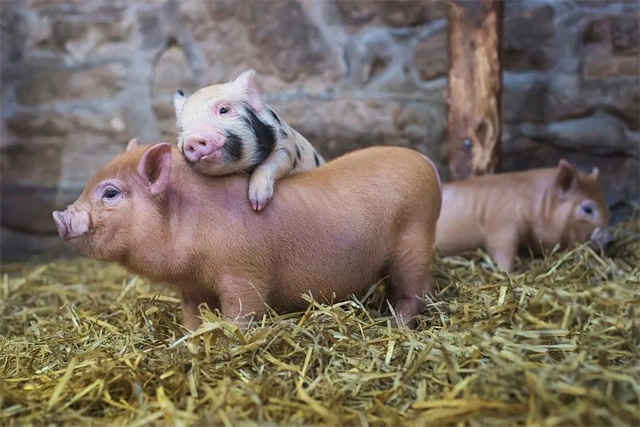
[436,160,612,272]
[173,69,324,211]
[53,142,441,330]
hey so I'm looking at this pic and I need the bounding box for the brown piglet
[53,142,441,330]
[436,160,612,272]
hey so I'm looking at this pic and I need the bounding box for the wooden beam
[446,0,503,180]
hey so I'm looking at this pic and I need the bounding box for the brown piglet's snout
[589,226,614,252]
[52,207,89,241]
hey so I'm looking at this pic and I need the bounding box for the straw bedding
[1,218,638,426]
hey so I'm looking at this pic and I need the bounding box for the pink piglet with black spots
[173,70,324,211]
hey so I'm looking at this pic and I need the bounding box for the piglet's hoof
[248,185,273,212]
[251,196,270,212]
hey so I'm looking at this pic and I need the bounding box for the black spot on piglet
[241,104,277,168]
[295,144,301,160]
[224,131,244,163]
[314,152,320,167]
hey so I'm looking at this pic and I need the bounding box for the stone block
[1,227,78,263]
[336,0,445,29]
[516,111,638,155]
[1,141,64,185]
[581,14,640,80]
[5,107,128,138]
[271,97,446,162]
[503,2,557,71]
[183,0,338,84]
[152,45,197,136]
[1,184,62,234]
[14,62,127,106]
[414,27,447,81]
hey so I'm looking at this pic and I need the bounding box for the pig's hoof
[251,196,270,212]
[248,184,273,212]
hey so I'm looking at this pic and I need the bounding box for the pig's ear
[590,167,600,180]
[138,143,172,195]
[234,69,263,111]
[173,90,187,117]
[126,138,139,152]
[555,159,578,196]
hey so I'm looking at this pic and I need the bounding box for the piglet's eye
[581,205,594,216]
[103,189,119,199]
[219,106,230,114]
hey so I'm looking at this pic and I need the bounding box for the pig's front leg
[484,227,519,272]
[219,276,267,324]
[248,147,294,211]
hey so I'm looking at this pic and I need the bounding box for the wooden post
[446,0,503,180]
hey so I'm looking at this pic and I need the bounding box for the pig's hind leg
[181,290,221,331]
[385,228,434,328]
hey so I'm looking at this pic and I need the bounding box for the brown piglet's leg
[484,227,519,272]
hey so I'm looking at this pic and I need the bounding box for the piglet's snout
[183,133,225,163]
[589,226,614,251]
[52,207,89,240]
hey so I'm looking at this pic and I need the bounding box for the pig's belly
[268,227,387,310]
[436,217,484,255]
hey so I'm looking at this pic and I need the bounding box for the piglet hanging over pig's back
[53,141,442,330]
[173,70,324,211]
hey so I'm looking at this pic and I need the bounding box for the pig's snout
[53,207,89,241]
[589,226,614,252]
[183,133,225,163]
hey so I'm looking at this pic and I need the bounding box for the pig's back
[290,146,441,229]
[255,146,442,310]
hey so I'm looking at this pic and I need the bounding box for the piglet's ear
[234,69,263,111]
[590,167,600,180]
[126,138,139,152]
[138,143,172,195]
[555,159,577,196]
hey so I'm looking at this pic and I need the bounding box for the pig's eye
[580,204,595,216]
[102,189,120,199]
[219,106,230,115]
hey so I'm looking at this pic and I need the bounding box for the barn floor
[1,218,639,426]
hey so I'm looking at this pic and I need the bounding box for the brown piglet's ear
[126,138,139,152]
[555,159,577,196]
[138,143,172,195]
[590,167,600,180]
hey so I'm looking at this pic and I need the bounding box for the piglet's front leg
[248,148,294,211]
[485,227,519,272]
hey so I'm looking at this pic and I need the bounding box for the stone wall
[1,0,638,261]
